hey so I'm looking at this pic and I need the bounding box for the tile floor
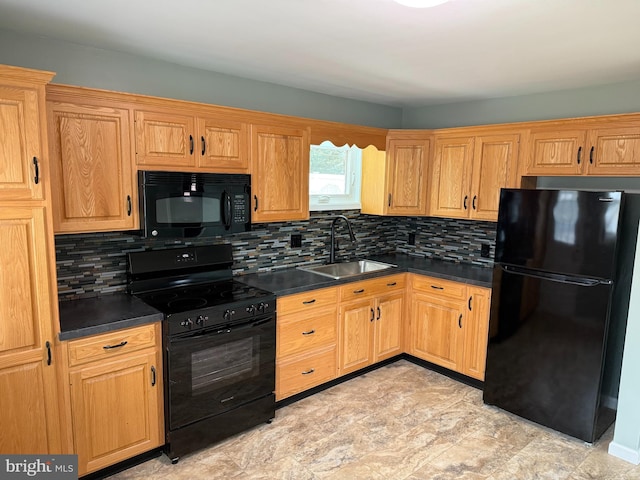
[108,360,640,479]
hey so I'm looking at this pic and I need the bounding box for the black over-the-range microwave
[138,171,251,238]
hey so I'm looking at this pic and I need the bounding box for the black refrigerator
[483,189,640,443]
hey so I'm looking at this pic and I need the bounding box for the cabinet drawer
[278,287,338,315]
[339,274,405,302]
[277,309,336,358]
[411,275,466,300]
[67,324,158,367]
[276,347,336,400]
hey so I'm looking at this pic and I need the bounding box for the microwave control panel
[233,194,248,224]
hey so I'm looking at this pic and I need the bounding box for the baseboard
[608,441,640,465]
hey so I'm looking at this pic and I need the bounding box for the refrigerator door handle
[501,265,612,287]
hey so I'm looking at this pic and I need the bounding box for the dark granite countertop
[238,253,493,296]
[58,293,163,341]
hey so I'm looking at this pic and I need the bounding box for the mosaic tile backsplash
[395,217,497,267]
[55,212,497,300]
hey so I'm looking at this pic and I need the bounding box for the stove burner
[167,297,208,311]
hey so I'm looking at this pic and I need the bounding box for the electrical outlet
[408,232,416,245]
[481,243,491,258]
[291,233,302,248]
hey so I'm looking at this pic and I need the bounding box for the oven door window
[156,195,220,225]
[168,318,275,430]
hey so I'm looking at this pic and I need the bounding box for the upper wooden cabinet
[521,119,640,176]
[134,109,249,173]
[47,95,136,233]
[0,69,53,201]
[251,123,310,222]
[430,133,520,221]
[361,132,431,216]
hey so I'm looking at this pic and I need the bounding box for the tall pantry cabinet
[0,65,65,454]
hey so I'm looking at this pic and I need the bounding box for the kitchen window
[309,141,362,211]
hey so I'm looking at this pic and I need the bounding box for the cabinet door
[134,110,196,167]
[386,138,429,216]
[70,350,162,476]
[338,299,374,376]
[251,124,309,222]
[198,116,249,172]
[48,102,135,232]
[470,134,520,221]
[430,136,474,218]
[523,129,586,175]
[585,126,640,175]
[410,292,462,371]
[461,287,491,380]
[0,85,44,200]
[0,206,61,454]
[374,292,404,362]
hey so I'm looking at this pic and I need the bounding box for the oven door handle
[221,190,232,231]
[169,317,273,343]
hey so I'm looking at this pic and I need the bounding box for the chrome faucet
[329,215,356,264]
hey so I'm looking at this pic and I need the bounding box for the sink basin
[297,260,397,280]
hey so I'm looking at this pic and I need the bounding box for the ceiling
[1,0,640,107]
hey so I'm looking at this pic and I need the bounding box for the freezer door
[495,189,622,279]
[483,265,614,442]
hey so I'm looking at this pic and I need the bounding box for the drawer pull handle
[468,296,472,311]
[458,314,463,329]
[151,365,156,386]
[387,282,397,286]
[354,288,365,294]
[376,306,381,320]
[302,299,316,305]
[370,308,375,322]
[103,341,128,350]
[302,329,315,336]
[221,396,235,403]
[431,285,444,290]
[301,369,315,375]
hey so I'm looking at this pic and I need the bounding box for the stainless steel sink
[297,259,397,280]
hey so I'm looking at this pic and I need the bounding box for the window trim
[309,142,362,212]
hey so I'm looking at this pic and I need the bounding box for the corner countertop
[58,293,163,341]
[237,253,493,296]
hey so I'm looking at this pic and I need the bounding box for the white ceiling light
[394,0,450,7]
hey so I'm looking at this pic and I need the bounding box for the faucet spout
[329,215,357,264]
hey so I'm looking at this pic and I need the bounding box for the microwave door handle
[222,190,232,230]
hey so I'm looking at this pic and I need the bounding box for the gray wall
[0,28,402,129]
[402,80,640,129]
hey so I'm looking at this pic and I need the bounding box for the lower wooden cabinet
[276,287,338,400]
[408,275,491,380]
[65,323,163,476]
[276,272,490,400]
[338,275,405,376]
